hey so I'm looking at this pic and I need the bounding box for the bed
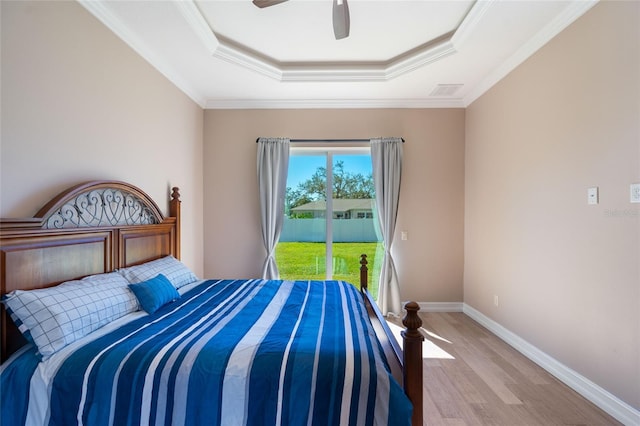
[0,180,423,426]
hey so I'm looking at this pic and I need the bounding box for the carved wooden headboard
[0,180,181,361]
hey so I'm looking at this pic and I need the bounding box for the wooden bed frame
[0,180,423,426]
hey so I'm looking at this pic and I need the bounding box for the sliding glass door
[276,147,382,297]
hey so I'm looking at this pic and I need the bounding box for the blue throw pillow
[128,274,180,314]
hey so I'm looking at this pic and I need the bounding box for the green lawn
[275,242,382,298]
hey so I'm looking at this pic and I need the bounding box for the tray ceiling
[79,0,597,108]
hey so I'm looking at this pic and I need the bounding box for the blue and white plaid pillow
[118,255,197,289]
[2,272,139,359]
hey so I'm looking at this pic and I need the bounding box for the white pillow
[2,272,139,359]
[118,255,197,289]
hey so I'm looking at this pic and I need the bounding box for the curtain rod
[255,138,404,143]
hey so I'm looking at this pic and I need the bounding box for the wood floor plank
[425,366,486,424]
[423,386,448,426]
[455,345,523,405]
[394,312,622,425]
[480,336,551,386]
[439,359,488,405]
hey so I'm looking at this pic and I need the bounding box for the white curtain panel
[370,137,403,316]
[257,137,290,279]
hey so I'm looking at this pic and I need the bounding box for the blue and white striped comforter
[1,279,412,426]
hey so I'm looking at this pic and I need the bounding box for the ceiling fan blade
[253,0,288,8]
[332,0,350,40]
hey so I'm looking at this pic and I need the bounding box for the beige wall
[465,1,639,409]
[203,109,466,303]
[0,1,205,275]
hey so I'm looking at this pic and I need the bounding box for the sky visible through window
[287,154,373,190]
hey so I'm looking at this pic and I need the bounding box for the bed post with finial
[359,253,368,292]
[170,187,181,260]
[402,301,423,426]
[358,253,422,425]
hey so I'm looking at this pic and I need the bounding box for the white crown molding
[463,303,640,426]
[175,1,285,80]
[214,42,283,81]
[205,98,466,110]
[279,65,386,82]
[174,0,219,56]
[213,40,458,84]
[463,0,599,106]
[211,28,458,83]
[78,0,207,108]
[451,0,494,47]
[178,0,491,84]
[385,36,457,81]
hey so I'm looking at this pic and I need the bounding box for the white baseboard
[417,301,464,312]
[461,303,640,426]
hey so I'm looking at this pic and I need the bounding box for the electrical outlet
[493,295,499,307]
[631,183,640,203]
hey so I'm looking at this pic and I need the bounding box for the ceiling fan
[252,0,350,40]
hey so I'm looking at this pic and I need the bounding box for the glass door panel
[330,154,382,298]
[278,154,326,280]
[277,149,382,298]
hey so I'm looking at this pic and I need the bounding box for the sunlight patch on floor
[386,321,455,360]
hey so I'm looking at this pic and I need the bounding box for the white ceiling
[79,0,597,109]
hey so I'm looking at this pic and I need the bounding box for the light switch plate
[631,183,640,203]
[587,187,599,205]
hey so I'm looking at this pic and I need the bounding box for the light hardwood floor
[395,312,621,426]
